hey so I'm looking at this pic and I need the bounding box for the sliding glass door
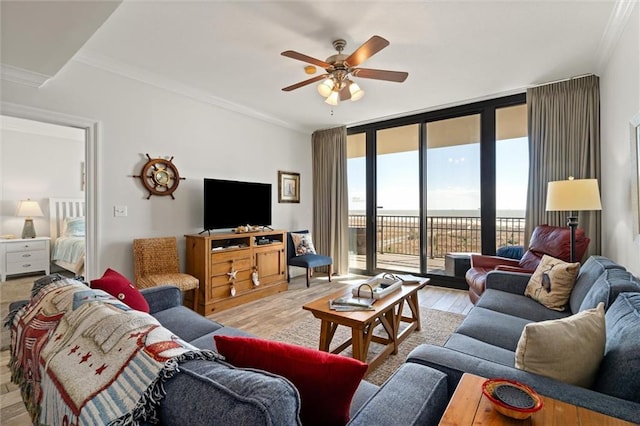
[375,124,420,272]
[425,114,481,273]
[347,94,527,280]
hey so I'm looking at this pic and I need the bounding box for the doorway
[0,104,98,280]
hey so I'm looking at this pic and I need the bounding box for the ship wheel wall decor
[133,154,185,199]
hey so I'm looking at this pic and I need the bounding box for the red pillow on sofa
[214,335,367,426]
[90,268,150,313]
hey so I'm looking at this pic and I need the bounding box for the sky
[348,137,529,213]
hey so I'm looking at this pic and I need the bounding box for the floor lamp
[545,177,602,262]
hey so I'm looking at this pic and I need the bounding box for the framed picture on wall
[278,171,300,203]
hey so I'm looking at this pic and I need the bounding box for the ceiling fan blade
[344,35,390,67]
[281,50,331,68]
[352,68,408,82]
[339,83,352,101]
[282,74,327,92]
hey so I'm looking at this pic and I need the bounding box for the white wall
[1,121,85,237]
[600,2,640,275]
[1,60,313,280]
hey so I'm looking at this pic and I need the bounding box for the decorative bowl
[482,378,543,420]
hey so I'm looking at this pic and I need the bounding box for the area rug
[268,307,464,386]
[1,276,37,351]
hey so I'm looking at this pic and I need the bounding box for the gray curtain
[525,74,601,257]
[311,126,349,275]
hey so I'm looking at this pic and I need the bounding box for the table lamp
[545,177,602,262]
[16,199,44,239]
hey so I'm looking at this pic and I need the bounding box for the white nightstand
[0,237,51,281]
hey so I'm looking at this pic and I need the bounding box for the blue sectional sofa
[407,256,640,423]
[8,279,450,425]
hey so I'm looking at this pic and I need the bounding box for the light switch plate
[114,205,128,217]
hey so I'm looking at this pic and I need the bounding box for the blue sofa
[407,256,640,423]
[8,280,450,425]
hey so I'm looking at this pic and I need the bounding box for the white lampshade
[317,79,335,97]
[349,82,365,101]
[16,199,44,218]
[546,178,602,212]
[16,199,43,238]
[325,91,340,106]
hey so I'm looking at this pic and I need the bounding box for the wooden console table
[302,278,429,373]
[439,373,635,425]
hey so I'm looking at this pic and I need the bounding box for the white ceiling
[1,1,628,133]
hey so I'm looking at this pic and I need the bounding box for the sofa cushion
[160,358,301,425]
[455,307,533,351]
[443,333,515,367]
[594,292,640,402]
[579,269,640,312]
[215,335,367,426]
[152,306,223,341]
[515,303,605,387]
[476,289,571,322]
[569,256,626,314]
[188,327,255,350]
[90,268,150,313]
[524,255,580,311]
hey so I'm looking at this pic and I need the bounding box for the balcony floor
[349,253,446,274]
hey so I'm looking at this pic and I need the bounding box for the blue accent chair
[287,230,333,288]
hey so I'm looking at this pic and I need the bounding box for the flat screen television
[203,178,272,230]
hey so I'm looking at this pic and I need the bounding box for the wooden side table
[439,373,635,425]
[0,237,51,281]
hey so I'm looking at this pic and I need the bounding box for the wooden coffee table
[302,278,429,373]
[439,373,635,425]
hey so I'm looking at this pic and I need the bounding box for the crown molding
[594,0,637,74]
[73,53,309,134]
[0,63,51,88]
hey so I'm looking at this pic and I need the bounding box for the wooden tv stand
[185,230,287,315]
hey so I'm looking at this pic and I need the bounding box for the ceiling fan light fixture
[317,78,335,97]
[325,91,340,106]
[349,82,365,101]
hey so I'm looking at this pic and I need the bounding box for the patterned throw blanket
[8,277,220,425]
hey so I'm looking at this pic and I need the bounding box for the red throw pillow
[90,268,150,313]
[214,335,367,426]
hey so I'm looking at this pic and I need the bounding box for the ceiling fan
[281,35,408,105]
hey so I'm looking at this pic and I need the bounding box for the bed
[49,197,86,276]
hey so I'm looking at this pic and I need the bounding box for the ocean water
[349,209,525,218]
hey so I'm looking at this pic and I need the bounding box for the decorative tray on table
[351,273,402,299]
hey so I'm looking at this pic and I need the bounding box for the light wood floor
[0,274,473,425]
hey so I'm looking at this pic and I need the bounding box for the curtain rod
[531,73,595,89]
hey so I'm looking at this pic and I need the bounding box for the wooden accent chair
[133,237,199,309]
[286,230,333,288]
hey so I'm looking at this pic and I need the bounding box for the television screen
[204,178,272,230]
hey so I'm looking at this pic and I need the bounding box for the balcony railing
[349,215,525,259]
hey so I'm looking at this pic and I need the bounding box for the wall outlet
[114,205,128,217]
